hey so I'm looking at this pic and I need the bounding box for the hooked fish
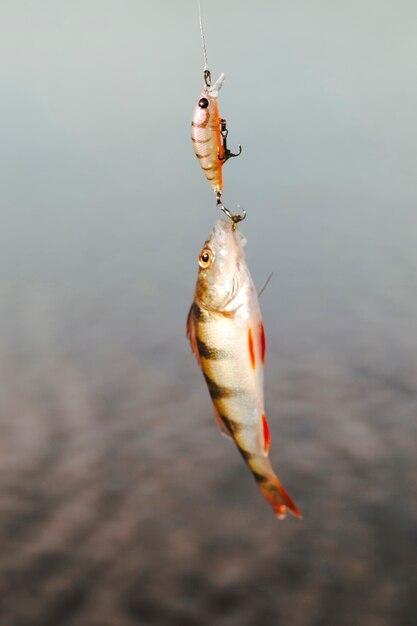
[191,8,241,201]
[187,220,302,519]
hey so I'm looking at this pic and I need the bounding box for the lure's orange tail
[259,475,302,520]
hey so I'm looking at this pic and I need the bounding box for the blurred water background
[0,1,416,625]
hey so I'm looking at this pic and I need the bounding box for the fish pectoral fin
[213,406,233,440]
[262,414,271,454]
[186,304,201,368]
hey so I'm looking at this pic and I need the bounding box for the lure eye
[198,248,212,268]
[198,97,209,109]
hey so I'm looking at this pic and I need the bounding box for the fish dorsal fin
[213,406,233,439]
[186,303,201,368]
[258,271,273,299]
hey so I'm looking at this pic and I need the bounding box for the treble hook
[216,192,246,230]
[218,119,242,163]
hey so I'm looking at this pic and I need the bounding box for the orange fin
[186,303,201,368]
[248,328,256,370]
[213,406,233,439]
[260,322,266,365]
[262,414,271,454]
[260,475,302,520]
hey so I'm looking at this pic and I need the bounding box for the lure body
[187,220,301,519]
[191,74,225,196]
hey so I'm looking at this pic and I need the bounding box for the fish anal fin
[213,406,233,439]
[186,304,201,368]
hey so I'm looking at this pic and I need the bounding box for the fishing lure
[191,9,241,206]
[187,220,302,519]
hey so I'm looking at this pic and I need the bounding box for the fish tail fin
[258,473,302,520]
[237,445,302,520]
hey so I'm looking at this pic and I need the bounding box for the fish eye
[198,248,212,268]
[198,97,209,109]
